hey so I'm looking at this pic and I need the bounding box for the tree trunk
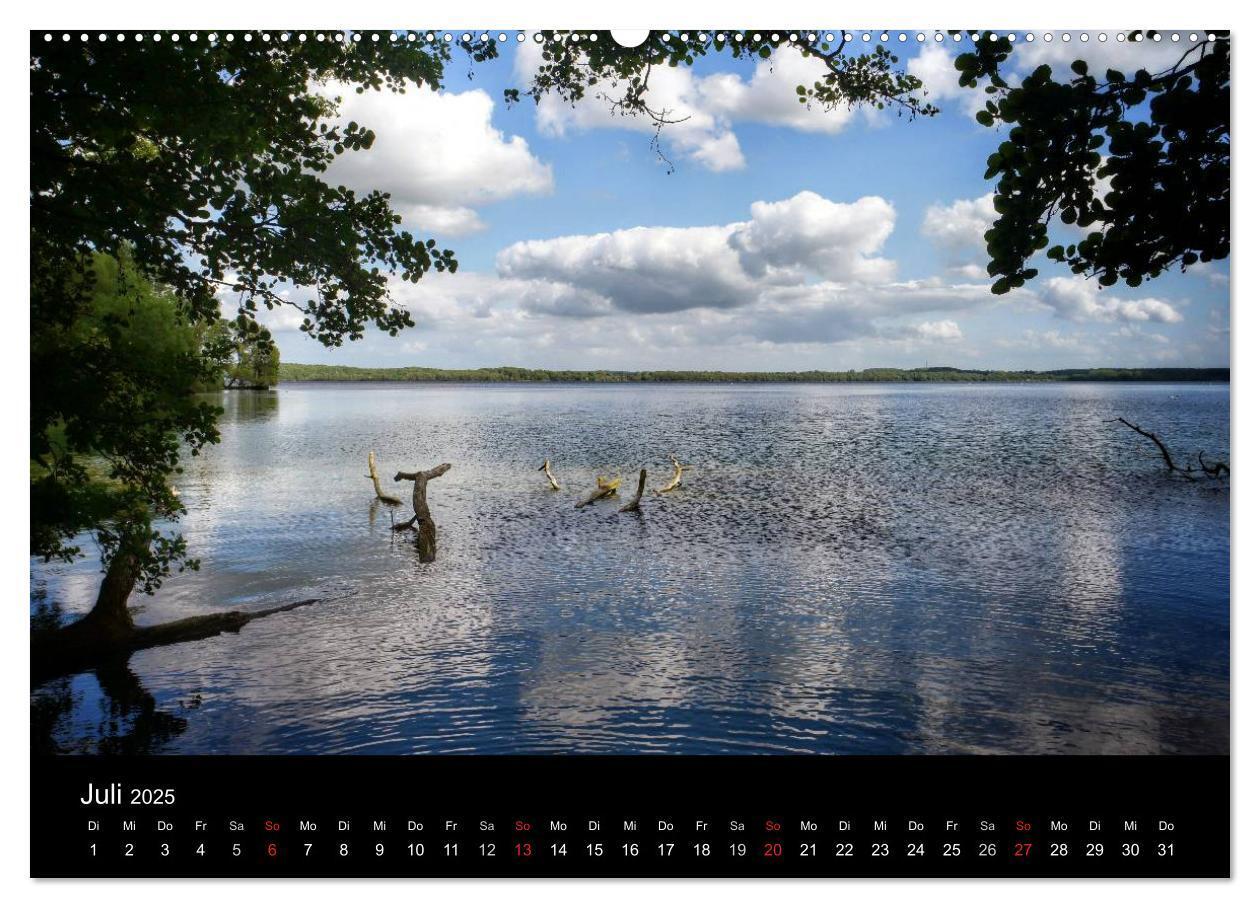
[392,463,451,562]
[84,543,141,641]
[32,595,330,683]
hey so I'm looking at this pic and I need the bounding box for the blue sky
[261,33,1230,371]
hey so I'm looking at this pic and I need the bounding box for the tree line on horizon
[278,363,1230,384]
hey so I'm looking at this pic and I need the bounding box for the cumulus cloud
[294,189,1012,361]
[498,224,748,314]
[907,319,963,341]
[922,193,996,259]
[317,81,553,236]
[366,269,993,359]
[695,49,862,134]
[515,43,862,172]
[1041,276,1182,324]
[732,193,897,283]
[497,191,898,314]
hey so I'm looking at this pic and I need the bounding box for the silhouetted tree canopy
[956,31,1229,293]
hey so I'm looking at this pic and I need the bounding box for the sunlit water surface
[32,382,1229,755]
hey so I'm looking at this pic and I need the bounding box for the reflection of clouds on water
[31,383,1229,755]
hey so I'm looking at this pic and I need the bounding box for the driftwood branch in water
[655,454,688,493]
[392,463,452,561]
[1113,418,1229,481]
[576,474,620,508]
[619,468,648,512]
[539,459,561,491]
[31,597,331,683]
[367,451,403,506]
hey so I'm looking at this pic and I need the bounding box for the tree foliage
[30,32,490,343]
[955,31,1229,293]
[30,32,489,597]
[30,249,221,589]
[200,319,281,389]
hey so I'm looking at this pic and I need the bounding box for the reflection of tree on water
[31,599,189,756]
[214,388,279,423]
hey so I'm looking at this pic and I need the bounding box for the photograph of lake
[30,30,1230,760]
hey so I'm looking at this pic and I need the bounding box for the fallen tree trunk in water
[367,451,403,506]
[619,469,648,512]
[539,459,561,491]
[31,597,328,683]
[392,463,452,561]
[1113,418,1229,481]
[576,475,620,508]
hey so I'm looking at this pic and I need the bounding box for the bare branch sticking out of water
[539,459,561,491]
[655,454,689,493]
[576,475,620,508]
[619,468,648,513]
[1113,418,1229,481]
[367,451,403,506]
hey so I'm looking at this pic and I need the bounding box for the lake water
[31,382,1230,755]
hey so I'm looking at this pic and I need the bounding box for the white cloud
[497,191,898,314]
[909,319,964,341]
[1041,276,1182,324]
[922,193,996,260]
[514,43,862,172]
[696,49,860,134]
[317,81,553,236]
[366,269,995,357]
[732,193,897,283]
[286,191,1015,361]
[497,223,748,314]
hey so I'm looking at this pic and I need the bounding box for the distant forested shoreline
[280,364,1229,384]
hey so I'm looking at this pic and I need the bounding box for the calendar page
[28,21,1230,880]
